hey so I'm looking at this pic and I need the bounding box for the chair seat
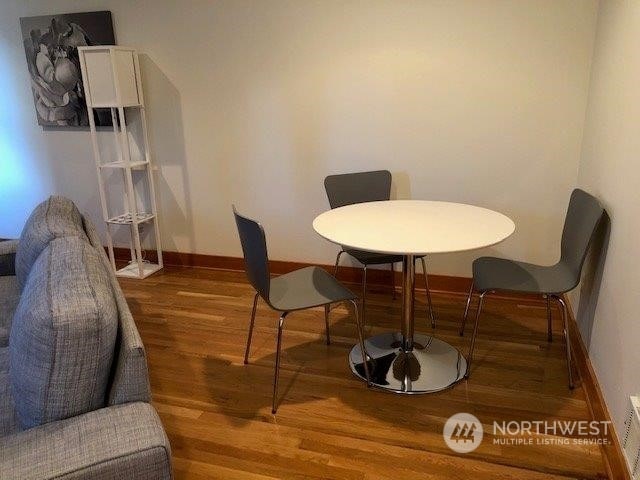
[345,249,405,265]
[473,257,576,295]
[269,266,356,311]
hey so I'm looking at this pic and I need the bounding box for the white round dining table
[313,200,515,393]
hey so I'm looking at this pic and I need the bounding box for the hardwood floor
[119,266,608,479]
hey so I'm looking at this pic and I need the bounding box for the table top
[313,200,515,255]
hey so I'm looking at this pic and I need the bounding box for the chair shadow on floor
[193,287,574,428]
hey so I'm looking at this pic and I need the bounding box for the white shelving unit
[78,46,163,279]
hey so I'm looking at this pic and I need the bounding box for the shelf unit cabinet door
[83,50,117,106]
[113,50,140,106]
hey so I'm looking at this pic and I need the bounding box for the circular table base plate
[349,332,467,394]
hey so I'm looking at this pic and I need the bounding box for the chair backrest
[560,189,604,279]
[324,170,392,209]
[233,206,270,300]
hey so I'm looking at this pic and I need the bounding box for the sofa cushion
[0,347,20,436]
[81,215,152,405]
[15,196,86,289]
[0,276,20,346]
[81,214,113,272]
[9,236,118,429]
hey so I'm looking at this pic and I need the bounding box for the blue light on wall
[0,41,52,237]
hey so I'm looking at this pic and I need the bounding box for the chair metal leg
[324,304,331,345]
[390,263,397,300]
[419,256,436,329]
[333,250,345,278]
[361,265,368,332]
[553,295,575,389]
[546,295,553,343]
[460,281,474,336]
[244,292,259,364]
[465,290,488,379]
[349,299,371,386]
[272,312,288,414]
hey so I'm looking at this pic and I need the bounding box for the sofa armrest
[0,240,18,276]
[0,402,172,480]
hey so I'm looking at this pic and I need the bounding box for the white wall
[576,0,640,434]
[0,0,598,276]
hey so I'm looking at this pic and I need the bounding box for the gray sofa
[0,196,172,479]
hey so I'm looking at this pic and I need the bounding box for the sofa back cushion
[9,236,118,429]
[81,215,152,405]
[15,196,86,289]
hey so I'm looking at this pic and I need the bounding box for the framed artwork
[20,11,115,127]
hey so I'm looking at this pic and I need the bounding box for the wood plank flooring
[119,266,608,479]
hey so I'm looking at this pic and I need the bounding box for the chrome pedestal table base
[349,332,467,393]
[349,254,467,394]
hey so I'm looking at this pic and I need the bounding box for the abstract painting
[20,11,115,127]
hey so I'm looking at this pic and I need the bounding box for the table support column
[401,254,415,351]
[348,249,467,392]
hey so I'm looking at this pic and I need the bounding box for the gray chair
[460,189,604,388]
[324,170,435,330]
[233,207,370,414]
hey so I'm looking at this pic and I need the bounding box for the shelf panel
[79,46,137,52]
[88,103,142,108]
[115,262,162,279]
[107,212,155,225]
[100,160,149,169]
